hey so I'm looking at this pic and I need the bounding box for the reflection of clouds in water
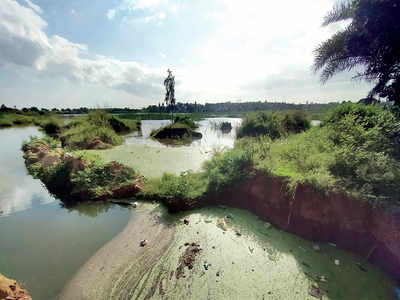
[0,162,54,217]
[192,118,242,153]
[124,118,242,152]
[0,127,55,217]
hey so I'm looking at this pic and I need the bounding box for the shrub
[237,110,310,139]
[173,115,197,129]
[203,147,253,194]
[42,118,62,135]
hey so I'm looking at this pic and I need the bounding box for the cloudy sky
[0,0,372,109]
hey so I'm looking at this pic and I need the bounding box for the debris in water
[309,284,324,299]
[312,244,320,251]
[203,263,210,270]
[264,222,271,229]
[334,259,340,266]
[176,243,202,279]
[318,275,327,282]
[302,262,311,268]
[328,242,337,247]
[217,218,228,231]
[132,202,138,208]
[235,231,242,237]
[226,214,233,219]
[140,239,148,247]
[218,205,228,209]
[184,218,190,225]
[216,271,220,277]
[249,246,254,254]
[204,220,212,223]
[355,262,367,272]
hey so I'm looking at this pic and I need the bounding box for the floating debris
[184,218,190,225]
[318,275,328,283]
[334,259,340,266]
[328,242,337,247]
[132,202,138,208]
[264,222,271,229]
[204,219,213,223]
[356,263,367,272]
[176,243,202,279]
[226,214,233,219]
[203,263,210,270]
[140,239,148,247]
[312,244,320,251]
[302,262,311,268]
[235,231,242,237]
[217,218,228,231]
[249,246,254,254]
[309,284,324,299]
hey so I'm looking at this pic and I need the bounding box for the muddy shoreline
[59,204,174,300]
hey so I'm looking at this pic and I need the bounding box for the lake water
[125,117,242,151]
[0,127,131,300]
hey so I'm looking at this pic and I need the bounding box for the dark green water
[0,127,131,300]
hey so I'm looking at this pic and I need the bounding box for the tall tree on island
[313,0,400,106]
[164,69,176,122]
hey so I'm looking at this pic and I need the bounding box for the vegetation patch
[150,115,202,145]
[237,103,400,209]
[60,110,140,150]
[22,137,143,202]
[237,110,310,139]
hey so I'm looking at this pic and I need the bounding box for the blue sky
[0,0,372,108]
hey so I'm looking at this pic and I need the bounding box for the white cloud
[108,0,170,22]
[23,0,42,14]
[145,11,165,23]
[107,9,116,20]
[71,9,76,15]
[160,52,166,59]
[0,0,164,98]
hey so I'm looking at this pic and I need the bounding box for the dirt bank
[217,173,400,281]
[0,273,31,300]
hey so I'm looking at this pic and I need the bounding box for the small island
[150,115,202,144]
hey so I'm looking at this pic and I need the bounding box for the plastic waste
[395,288,400,299]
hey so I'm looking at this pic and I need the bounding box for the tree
[313,0,400,105]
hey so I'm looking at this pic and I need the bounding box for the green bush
[203,147,253,194]
[42,118,62,135]
[173,115,197,129]
[237,111,310,139]
[108,115,140,133]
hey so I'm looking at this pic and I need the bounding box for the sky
[0,0,373,109]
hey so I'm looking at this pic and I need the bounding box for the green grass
[237,110,311,139]
[235,103,400,208]
[0,112,53,127]
[60,110,140,150]
[22,137,138,200]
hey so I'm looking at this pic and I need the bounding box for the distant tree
[313,0,400,106]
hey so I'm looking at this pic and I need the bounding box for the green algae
[154,206,397,300]
[92,143,209,178]
[64,203,396,299]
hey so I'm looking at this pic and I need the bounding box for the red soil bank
[217,173,400,281]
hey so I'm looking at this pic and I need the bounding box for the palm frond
[322,0,355,26]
